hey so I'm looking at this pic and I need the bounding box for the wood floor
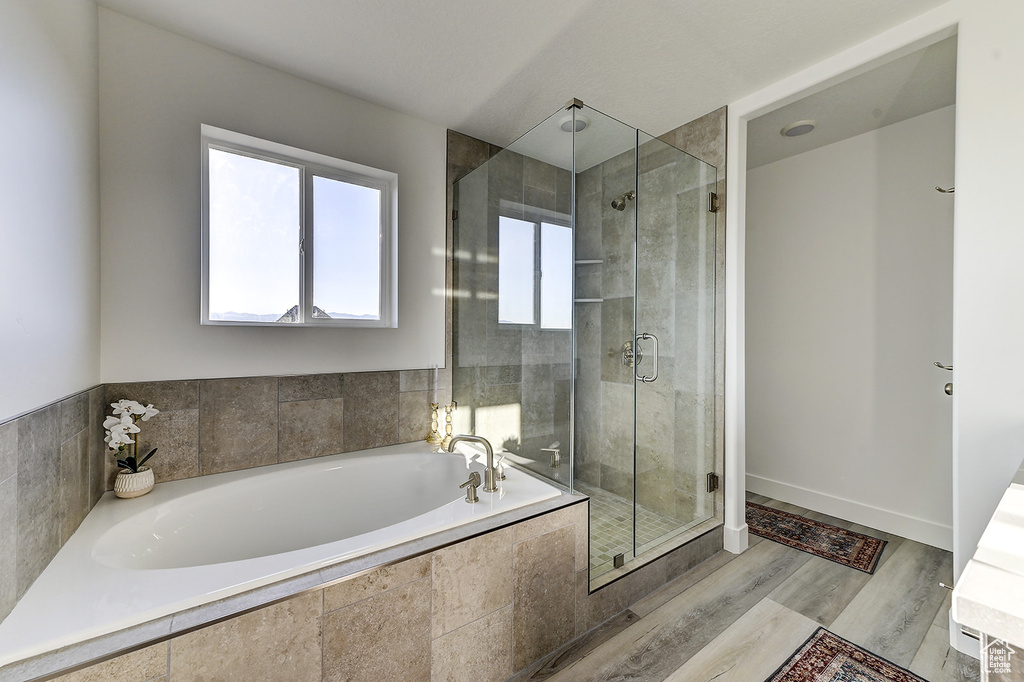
[516,493,980,682]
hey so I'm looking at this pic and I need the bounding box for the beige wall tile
[574,501,589,572]
[513,525,575,670]
[59,430,89,544]
[59,392,90,443]
[198,377,278,474]
[106,381,199,412]
[576,566,628,635]
[324,554,430,612]
[0,419,17,482]
[134,409,199,483]
[431,605,512,682]
[278,398,344,462]
[88,387,108,503]
[0,475,18,622]
[323,577,431,682]
[170,591,321,682]
[53,642,167,682]
[399,369,431,393]
[432,527,513,638]
[513,506,575,545]
[17,404,60,599]
[278,374,344,403]
[342,372,399,451]
[398,390,431,444]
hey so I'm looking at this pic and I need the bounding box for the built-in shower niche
[452,100,723,588]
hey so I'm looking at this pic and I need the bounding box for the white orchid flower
[103,415,122,430]
[111,399,146,416]
[140,404,160,421]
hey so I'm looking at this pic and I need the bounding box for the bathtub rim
[0,447,583,682]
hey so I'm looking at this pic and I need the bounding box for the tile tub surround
[103,368,452,488]
[0,386,107,625]
[25,500,724,682]
[0,442,563,674]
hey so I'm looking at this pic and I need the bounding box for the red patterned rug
[746,502,886,573]
[766,628,926,681]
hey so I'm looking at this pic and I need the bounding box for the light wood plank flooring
[515,493,979,682]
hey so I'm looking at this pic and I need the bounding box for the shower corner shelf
[574,259,603,265]
[574,298,604,303]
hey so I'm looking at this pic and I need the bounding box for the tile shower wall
[449,132,573,486]
[54,502,724,682]
[0,387,107,624]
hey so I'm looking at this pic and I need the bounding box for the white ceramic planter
[114,467,155,499]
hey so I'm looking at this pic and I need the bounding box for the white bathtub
[0,442,562,666]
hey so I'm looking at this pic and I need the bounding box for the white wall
[97,10,447,383]
[745,107,955,548]
[0,1,100,422]
[952,0,1024,581]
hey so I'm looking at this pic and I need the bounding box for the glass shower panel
[634,133,718,555]
[452,100,720,587]
[572,105,639,579]
[452,108,574,489]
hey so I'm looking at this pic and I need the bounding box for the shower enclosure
[452,100,719,585]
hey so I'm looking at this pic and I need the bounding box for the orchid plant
[104,399,160,473]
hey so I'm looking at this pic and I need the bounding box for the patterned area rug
[766,628,926,682]
[746,502,886,573]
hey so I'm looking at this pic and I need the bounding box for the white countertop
[953,458,1024,648]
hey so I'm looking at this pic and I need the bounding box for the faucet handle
[459,472,481,503]
[495,454,507,481]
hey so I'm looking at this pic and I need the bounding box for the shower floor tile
[575,482,686,573]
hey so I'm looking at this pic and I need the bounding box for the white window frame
[496,206,572,331]
[200,124,398,328]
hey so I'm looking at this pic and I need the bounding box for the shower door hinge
[451,209,458,221]
[708,192,720,213]
[706,472,720,493]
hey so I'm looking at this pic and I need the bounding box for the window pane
[208,148,300,322]
[313,176,382,320]
[498,217,536,324]
[541,222,572,329]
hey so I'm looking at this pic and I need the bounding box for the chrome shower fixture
[610,190,636,211]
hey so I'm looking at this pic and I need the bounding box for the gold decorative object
[440,401,457,450]
[426,402,443,449]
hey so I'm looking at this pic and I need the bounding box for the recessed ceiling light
[781,120,816,137]
[560,114,590,133]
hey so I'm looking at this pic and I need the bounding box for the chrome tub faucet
[447,434,499,493]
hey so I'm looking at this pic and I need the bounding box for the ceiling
[93,0,949,148]
[747,35,957,169]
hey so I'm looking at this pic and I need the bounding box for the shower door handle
[636,333,659,383]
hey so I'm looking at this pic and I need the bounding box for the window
[201,125,397,327]
[497,216,572,330]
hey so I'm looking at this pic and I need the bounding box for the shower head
[610,190,636,212]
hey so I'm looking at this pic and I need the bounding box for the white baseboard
[746,474,953,551]
[724,523,749,554]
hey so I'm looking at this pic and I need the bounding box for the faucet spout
[446,434,498,493]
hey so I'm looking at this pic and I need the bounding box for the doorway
[742,36,956,549]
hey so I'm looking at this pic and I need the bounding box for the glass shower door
[633,133,718,555]
[572,106,639,578]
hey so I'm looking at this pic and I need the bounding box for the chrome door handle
[934,362,952,371]
[636,332,659,383]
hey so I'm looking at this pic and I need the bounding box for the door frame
[722,4,959,556]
